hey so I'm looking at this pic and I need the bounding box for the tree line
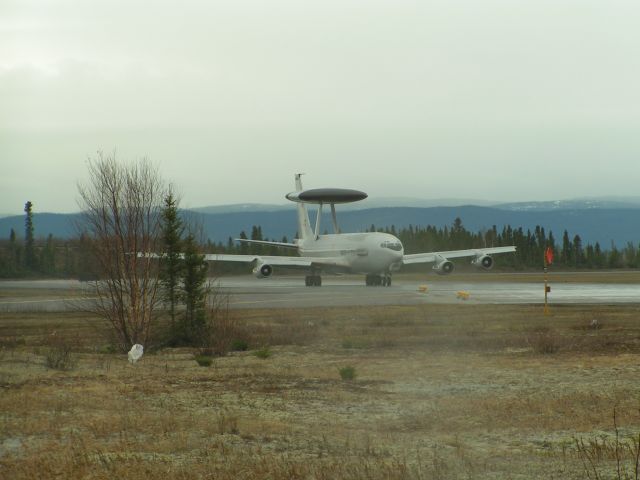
[2,205,639,279]
[205,217,639,270]
[0,225,96,279]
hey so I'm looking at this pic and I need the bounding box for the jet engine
[472,254,494,271]
[433,259,455,275]
[253,262,273,279]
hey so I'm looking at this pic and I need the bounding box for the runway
[1,275,639,312]
[217,276,640,309]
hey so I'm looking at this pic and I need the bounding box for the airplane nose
[387,247,403,259]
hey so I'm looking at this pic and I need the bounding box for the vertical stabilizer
[294,174,313,241]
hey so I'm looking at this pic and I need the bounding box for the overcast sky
[2,0,640,214]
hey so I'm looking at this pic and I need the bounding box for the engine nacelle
[253,262,273,279]
[433,259,455,275]
[472,254,494,271]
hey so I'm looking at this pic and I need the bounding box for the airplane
[202,174,516,287]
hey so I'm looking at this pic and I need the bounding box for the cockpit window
[381,241,403,251]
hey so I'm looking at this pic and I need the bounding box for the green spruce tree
[159,191,185,332]
[40,233,55,274]
[8,228,21,276]
[24,201,36,271]
[238,231,248,254]
[180,233,209,346]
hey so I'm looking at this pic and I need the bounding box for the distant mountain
[2,205,638,248]
[496,197,640,211]
[317,207,640,247]
[340,197,497,210]
[0,213,78,239]
[190,203,289,214]
[190,196,640,214]
[190,197,498,214]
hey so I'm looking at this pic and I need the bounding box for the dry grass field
[3,301,640,479]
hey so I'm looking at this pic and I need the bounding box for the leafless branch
[76,151,166,350]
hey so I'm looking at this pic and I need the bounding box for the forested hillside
[1,205,639,246]
[2,212,636,278]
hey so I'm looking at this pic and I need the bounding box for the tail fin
[294,174,313,241]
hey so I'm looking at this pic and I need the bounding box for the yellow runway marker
[456,291,470,300]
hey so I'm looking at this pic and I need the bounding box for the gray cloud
[2,1,640,213]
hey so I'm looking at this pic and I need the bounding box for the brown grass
[397,269,640,284]
[3,303,640,478]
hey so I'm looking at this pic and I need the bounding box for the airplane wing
[204,253,310,267]
[203,254,349,269]
[234,238,299,249]
[403,246,516,265]
[141,251,348,270]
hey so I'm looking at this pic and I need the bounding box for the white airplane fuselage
[297,231,404,275]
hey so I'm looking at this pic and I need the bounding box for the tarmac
[216,276,640,309]
[1,275,639,312]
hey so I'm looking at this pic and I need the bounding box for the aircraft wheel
[305,276,312,287]
[387,276,392,287]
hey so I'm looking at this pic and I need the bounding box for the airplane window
[381,241,403,251]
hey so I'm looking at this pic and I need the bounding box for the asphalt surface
[1,276,640,312]
[217,276,640,309]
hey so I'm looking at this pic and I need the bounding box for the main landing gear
[305,275,322,287]
[365,274,392,287]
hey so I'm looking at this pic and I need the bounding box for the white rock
[128,344,144,364]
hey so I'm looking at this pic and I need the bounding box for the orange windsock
[545,247,554,266]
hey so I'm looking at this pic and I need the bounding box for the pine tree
[238,231,248,254]
[594,242,604,268]
[180,233,209,346]
[608,242,622,268]
[584,244,595,268]
[450,217,465,249]
[159,191,185,331]
[24,201,36,271]
[251,225,263,254]
[40,234,55,274]
[63,242,73,276]
[561,230,572,266]
[573,235,583,268]
[623,242,638,268]
[7,228,20,276]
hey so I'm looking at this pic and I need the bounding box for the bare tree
[77,152,165,350]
